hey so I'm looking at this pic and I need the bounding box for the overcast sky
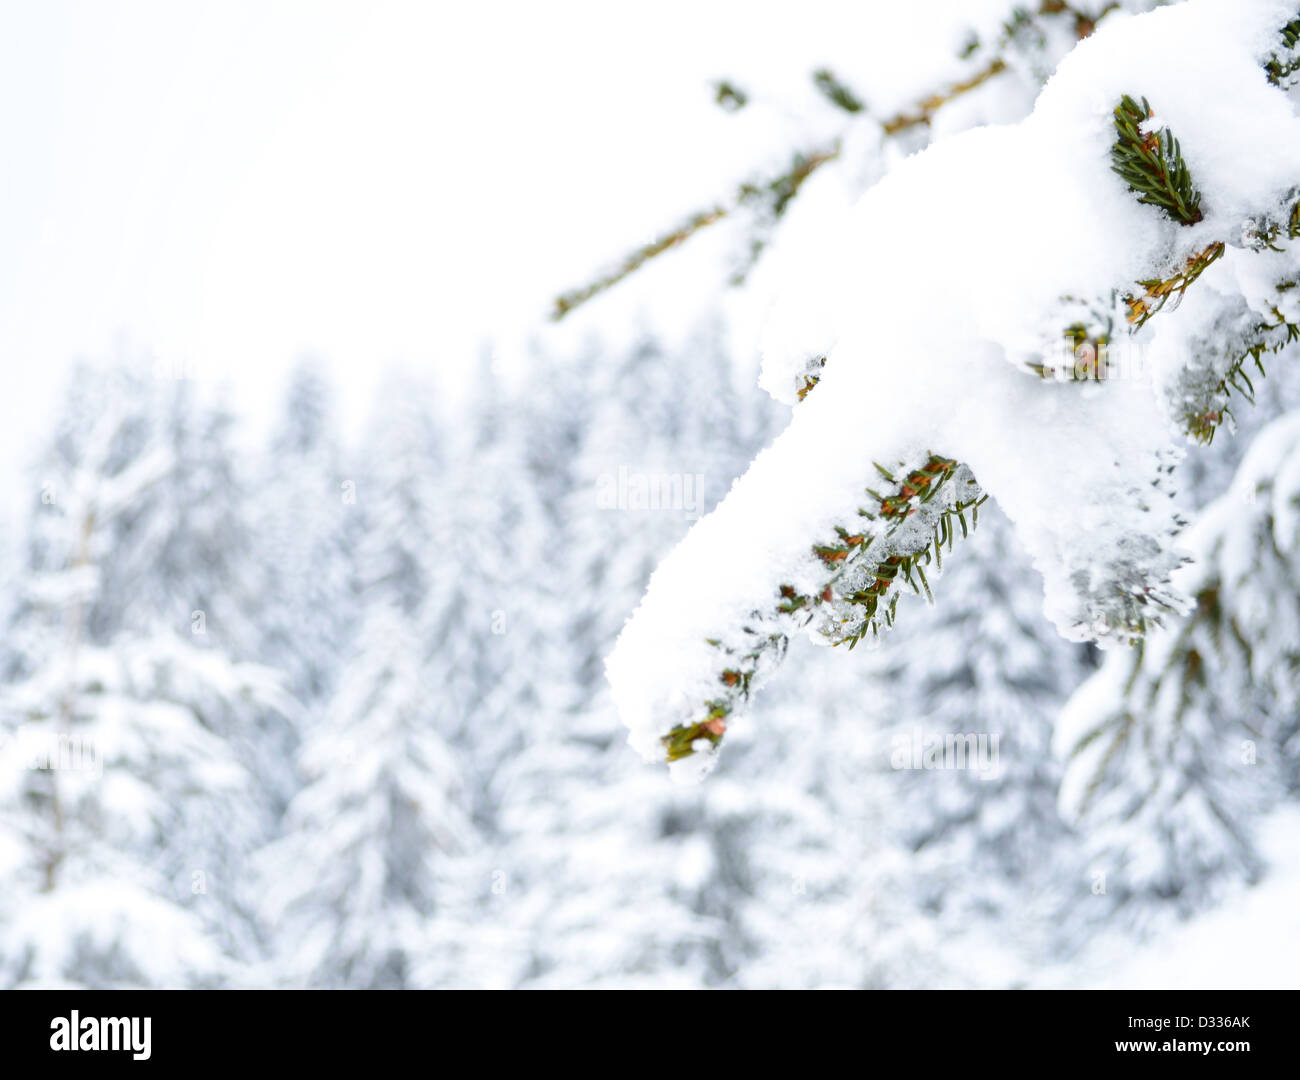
[0,0,987,479]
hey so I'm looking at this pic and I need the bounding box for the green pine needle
[812,68,865,114]
[1111,95,1203,226]
[1266,17,1300,86]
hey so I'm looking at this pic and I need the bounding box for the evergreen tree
[418,355,552,830]
[0,365,289,986]
[251,360,360,711]
[258,377,474,988]
[258,604,471,989]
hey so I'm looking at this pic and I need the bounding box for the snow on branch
[651,452,987,770]
[608,0,1300,775]
[548,1,1127,322]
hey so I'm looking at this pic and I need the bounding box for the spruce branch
[553,5,1144,321]
[1060,411,1300,899]
[1067,589,1211,818]
[1181,304,1300,444]
[1123,241,1225,328]
[1064,583,1268,901]
[661,453,985,763]
[879,58,1007,136]
[615,7,1300,777]
[550,150,836,321]
[1110,95,1203,226]
[795,355,827,401]
[551,53,1018,321]
[1015,1,1123,46]
[1110,76,1298,436]
[551,205,731,321]
[1265,15,1300,87]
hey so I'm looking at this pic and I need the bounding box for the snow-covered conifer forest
[2,0,1299,989]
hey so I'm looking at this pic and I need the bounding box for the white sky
[0,0,985,481]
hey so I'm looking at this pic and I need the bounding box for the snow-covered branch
[609,0,1300,773]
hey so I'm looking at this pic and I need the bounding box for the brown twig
[550,58,1010,322]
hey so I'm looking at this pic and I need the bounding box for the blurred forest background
[0,332,1295,988]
